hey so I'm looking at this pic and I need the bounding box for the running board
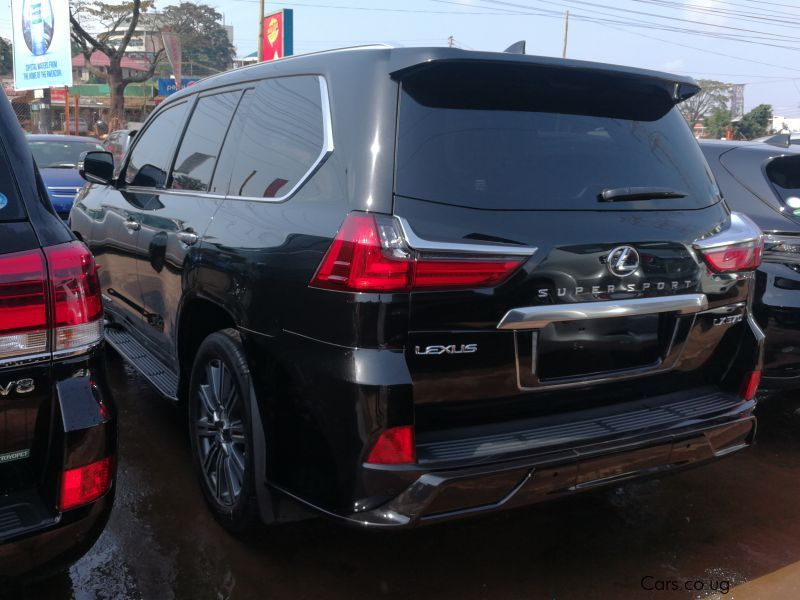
[105,326,179,400]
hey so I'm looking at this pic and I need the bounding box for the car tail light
[740,370,761,401]
[0,249,48,359]
[59,456,113,512]
[310,213,526,292]
[698,240,762,273]
[694,212,763,273]
[0,242,102,361]
[365,425,416,465]
[44,242,103,352]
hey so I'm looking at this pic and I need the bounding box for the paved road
[12,350,800,599]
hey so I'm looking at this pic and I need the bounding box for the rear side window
[170,91,241,192]
[0,142,25,222]
[766,155,800,208]
[126,101,189,188]
[395,63,719,211]
[222,76,325,199]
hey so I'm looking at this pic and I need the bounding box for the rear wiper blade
[599,187,687,202]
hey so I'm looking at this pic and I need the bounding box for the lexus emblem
[606,246,640,278]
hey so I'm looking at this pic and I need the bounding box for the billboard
[157,78,199,96]
[11,0,74,90]
[730,84,746,122]
[261,9,293,62]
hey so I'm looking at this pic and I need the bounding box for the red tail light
[60,456,113,512]
[366,425,416,465]
[0,242,102,361]
[698,240,762,273]
[310,213,526,292]
[44,242,104,352]
[740,370,761,401]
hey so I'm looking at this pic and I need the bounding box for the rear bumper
[278,396,755,529]
[0,349,116,580]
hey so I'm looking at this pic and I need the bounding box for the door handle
[176,230,199,246]
[124,218,141,232]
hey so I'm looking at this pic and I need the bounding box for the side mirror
[79,151,115,185]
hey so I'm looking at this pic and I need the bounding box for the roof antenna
[504,40,526,54]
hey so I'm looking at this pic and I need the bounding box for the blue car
[27,134,105,219]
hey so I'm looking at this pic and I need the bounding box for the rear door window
[125,101,189,189]
[0,141,25,222]
[220,76,326,199]
[170,91,241,192]
[395,62,720,211]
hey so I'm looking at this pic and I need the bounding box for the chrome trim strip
[51,339,104,361]
[497,294,708,330]
[395,216,537,257]
[694,212,763,250]
[125,76,334,205]
[0,352,50,368]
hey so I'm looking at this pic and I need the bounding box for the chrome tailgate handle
[497,294,708,330]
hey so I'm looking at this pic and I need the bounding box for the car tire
[188,328,260,533]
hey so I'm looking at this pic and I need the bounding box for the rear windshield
[0,141,25,222]
[395,63,719,211]
[29,139,105,169]
[766,155,800,209]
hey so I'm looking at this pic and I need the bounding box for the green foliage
[0,37,12,76]
[679,80,732,130]
[704,107,731,140]
[162,3,234,75]
[734,104,773,140]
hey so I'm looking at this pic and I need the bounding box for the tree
[0,38,12,76]
[69,0,164,129]
[161,3,234,76]
[734,104,773,140]
[679,80,732,131]
[705,107,731,140]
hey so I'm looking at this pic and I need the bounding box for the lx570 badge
[415,344,478,356]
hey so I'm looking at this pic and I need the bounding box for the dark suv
[72,47,762,531]
[701,140,800,388]
[0,89,114,579]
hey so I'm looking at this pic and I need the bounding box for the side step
[105,326,179,400]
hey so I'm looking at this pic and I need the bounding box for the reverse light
[740,371,761,401]
[366,425,416,465]
[59,456,113,512]
[310,213,526,292]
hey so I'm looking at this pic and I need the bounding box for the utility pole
[562,10,569,58]
[257,0,265,61]
[448,35,454,48]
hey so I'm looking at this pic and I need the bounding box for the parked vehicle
[103,128,139,170]
[27,135,103,219]
[701,140,800,389]
[0,90,115,580]
[72,46,762,531]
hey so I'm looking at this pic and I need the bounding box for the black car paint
[701,140,800,388]
[0,89,115,580]
[72,47,761,526]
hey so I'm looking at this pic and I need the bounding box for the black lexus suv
[72,46,762,531]
[0,89,114,579]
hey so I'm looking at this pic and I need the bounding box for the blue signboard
[157,78,199,96]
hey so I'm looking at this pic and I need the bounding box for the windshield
[395,64,720,211]
[28,140,104,168]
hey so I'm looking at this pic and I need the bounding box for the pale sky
[3,0,799,116]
